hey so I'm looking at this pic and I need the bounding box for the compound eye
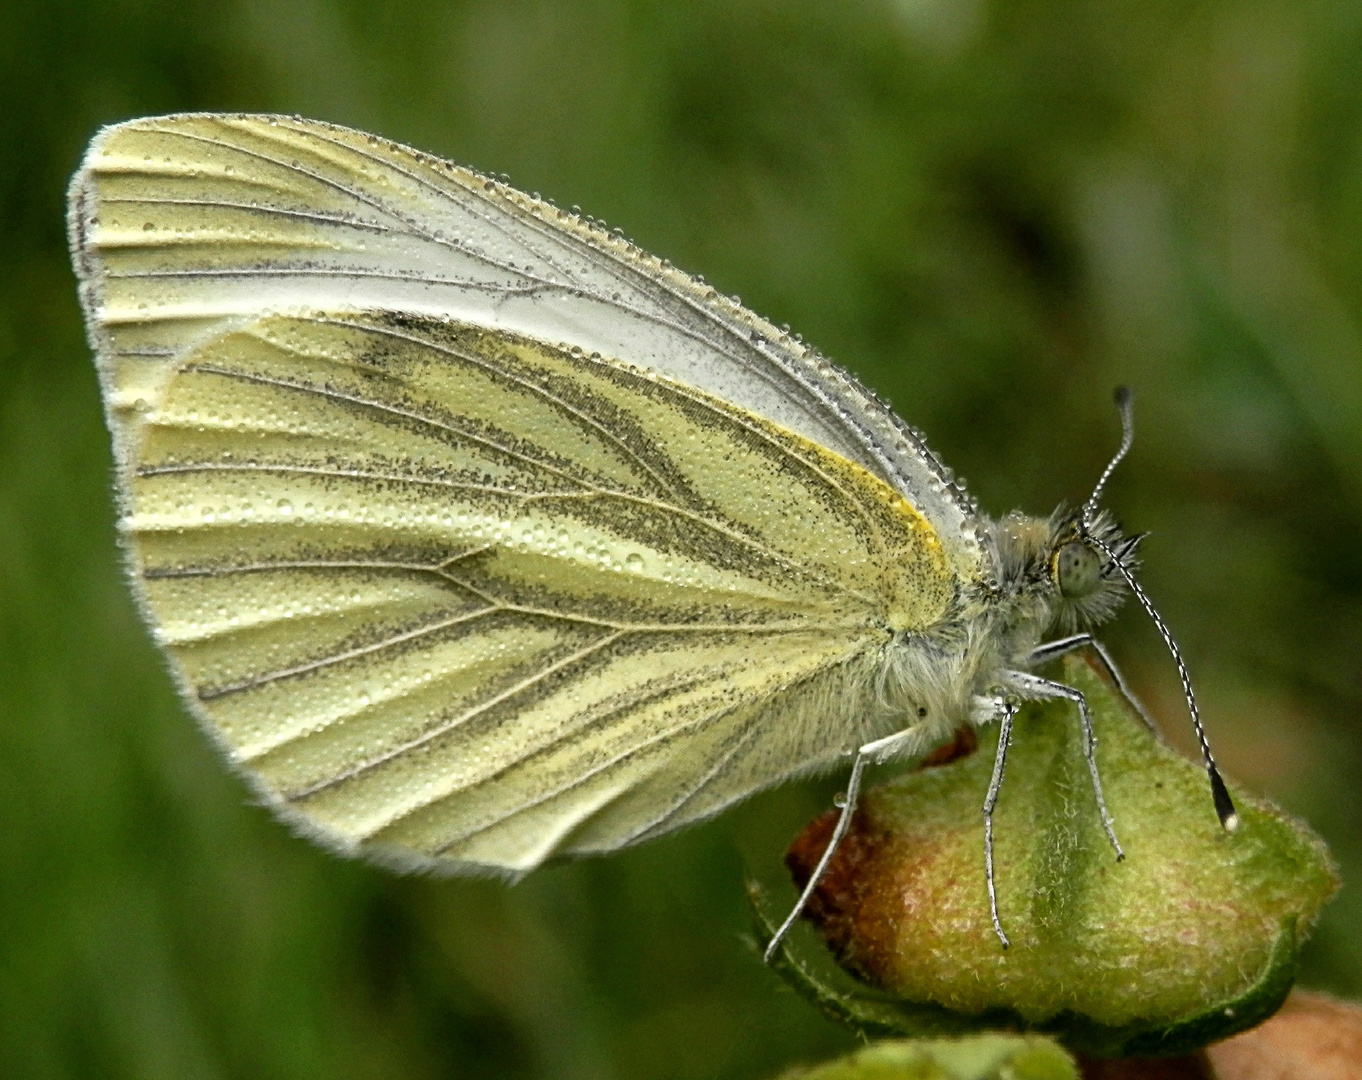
[1054,542,1103,598]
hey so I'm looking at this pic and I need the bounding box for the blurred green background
[3,0,1361,1076]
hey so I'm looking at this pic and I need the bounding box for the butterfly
[68,114,1234,953]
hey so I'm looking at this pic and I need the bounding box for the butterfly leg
[1029,634,1156,732]
[983,700,1019,947]
[763,724,938,964]
[1003,670,1125,862]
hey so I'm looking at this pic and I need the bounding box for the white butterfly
[68,115,1233,952]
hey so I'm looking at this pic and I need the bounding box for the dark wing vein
[198,605,506,701]
[101,195,395,233]
[105,269,544,295]
[144,558,458,580]
[182,362,593,492]
[336,318,686,505]
[424,682,753,856]
[134,461,580,500]
[298,124,591,289]
[156,127,449,249]
[622,712,767,846]
[287,630,627,800]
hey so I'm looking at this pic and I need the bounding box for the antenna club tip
[1114,385,1132,408]
[1209,768,1239,832]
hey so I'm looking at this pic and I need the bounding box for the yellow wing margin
[112,310,953,873]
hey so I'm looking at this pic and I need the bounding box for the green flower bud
[775,1034,1077,1080]
[760,654,1337,1057]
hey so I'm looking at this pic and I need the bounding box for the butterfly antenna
[1082,386,1135,529]
[1081,387,1239,833]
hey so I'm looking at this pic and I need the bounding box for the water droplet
[277,500,292,516]
[625,553,644,572]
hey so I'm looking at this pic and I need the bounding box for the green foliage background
[3,1,1361,1076]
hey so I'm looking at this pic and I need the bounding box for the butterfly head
[1044,507,1143,634]
[1038,385,1146,633]
[986,388,1145,635]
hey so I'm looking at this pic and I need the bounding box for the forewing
[103,310,953,871]
[68,113,987,580]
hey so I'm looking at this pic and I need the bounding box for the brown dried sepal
[785,726,978,984]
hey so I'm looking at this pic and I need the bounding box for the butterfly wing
[69,115,965,872]
[69,113,986,578]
